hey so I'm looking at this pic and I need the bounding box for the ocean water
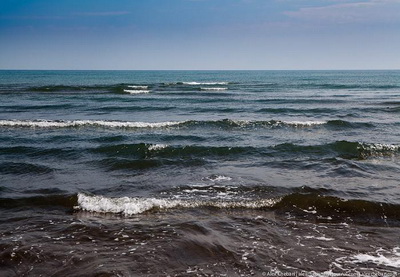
[0,70,399,276]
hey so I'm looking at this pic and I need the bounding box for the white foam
[279,120,327,127]
[304,236,334,241]
[200,87,228,91]
[219,119,327,128]
[76,193,279,216]
[148,144,168,151]
[352,248,400,268]
[206,175,232,182]
[362,143,400,152]
[0,119,184,129]
[128,85,148,89]
[123,89,150,94]
[77,193,182,215]
[183,82,228,85]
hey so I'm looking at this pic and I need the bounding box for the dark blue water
[1,70,399,276]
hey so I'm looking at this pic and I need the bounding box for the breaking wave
[0,118,375,130]
[181,82,228,85]
[2,187,400,226]
[74,191,400,226]
[0,119,183,129]
[76,193,279,216]
[200,87,228,91]
[123,89,150,94]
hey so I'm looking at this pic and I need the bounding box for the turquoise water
[0,70,399,276]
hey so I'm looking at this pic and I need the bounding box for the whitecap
[205,175,232,182]
[183,82,228,85]
[200,87,228,91]
[0,119,184,129]
[352,248,400,268]
[127,85,148,89]
[361,143,400,152]
[278,120,327,127]
[304,236,335,241]
[123,89,150,94]
[76,193,279,216]
[148,144,168,151]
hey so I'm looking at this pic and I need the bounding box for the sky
[0,0,399,70]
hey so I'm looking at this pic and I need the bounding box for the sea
[0,70,399,276]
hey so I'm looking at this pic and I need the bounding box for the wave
[92,143,257,160]
[181,119,372,129]
[14,81,400,94]
[2,187,400,226]
[127,85,148,89]
[86,141,400,175]
[273,141,399,160]
[90,141,399,173]
[147,144,168,151]
[0,119,183,129]
[0,118,375,130]
[200,87,228,91]
[123,89,150,94]
[94,106,175,112]
[26,84,124,93]
[351,248,400,268]
[22,84,153,94]
[75,191,400,225]
[180,119,328,129]
[76,193,279,216]
[181,82,228,85]
[274,192,400,225]
[0,162,54,175]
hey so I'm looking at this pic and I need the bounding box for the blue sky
[1,0,399,70]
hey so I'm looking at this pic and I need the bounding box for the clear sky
[1,0,399,70]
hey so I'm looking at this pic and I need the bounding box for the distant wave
[272,141,400,160]
[147,144,168,151]
[161,82,229,87]
[19,84,152,94]
[11,81,400,94]
[127,85,148,89]
[0,119,375,130]
[123,89,150,94]
[91,141,399,162]
[0,119,183,129]
[200,87,228,91]
[181,82,228,85]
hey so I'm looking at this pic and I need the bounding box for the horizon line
[1,68,399,71]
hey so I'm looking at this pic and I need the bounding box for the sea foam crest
[361,143,399,152]
[148,144,168,151]
[222,119,327,128]
[351,247,400,268]
[0,119,184,129]
[183,82,228,85]
[76,193,279,216]
[205,175,232,182]
[123,89,150,94]
[200,87,228,91]
[128,85,148,89]
[278,120,327,127]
